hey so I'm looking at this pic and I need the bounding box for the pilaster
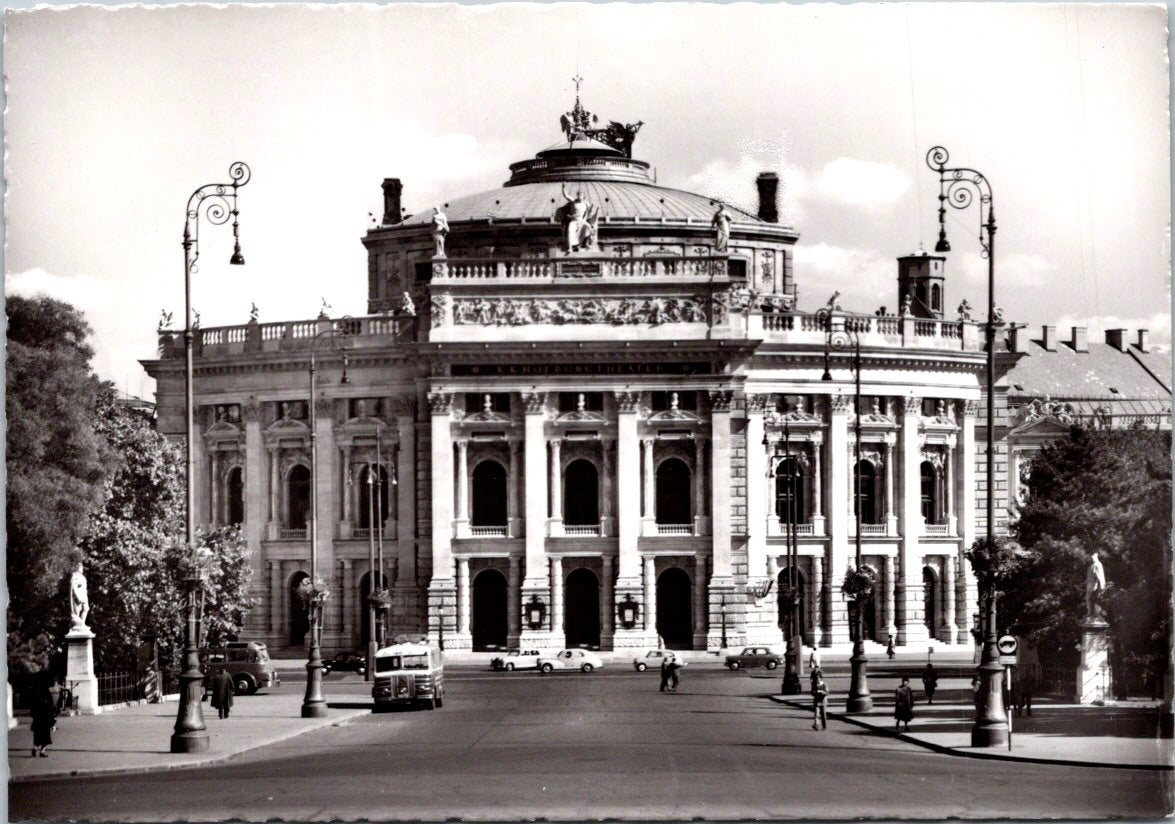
[243,412,265,636]
[427,392,457,642]
[745,396,768,580]
[709,391,733,582]
[827,394,851,644]
[958,400,980,634]
[898,396,927,644]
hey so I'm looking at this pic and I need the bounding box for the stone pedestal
[65,629,99,715]
[1078,620,1111,704]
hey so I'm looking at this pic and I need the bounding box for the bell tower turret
[897,248,946,319]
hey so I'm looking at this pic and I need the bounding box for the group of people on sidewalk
[808,660,945,733]
[658,655,684,692]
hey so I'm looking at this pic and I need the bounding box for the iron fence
[97,671,138,706]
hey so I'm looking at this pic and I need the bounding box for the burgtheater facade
[145,98,996,655]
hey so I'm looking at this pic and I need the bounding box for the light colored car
[491,649,542,671]
[538,648,604,674]
[633,649,677,671]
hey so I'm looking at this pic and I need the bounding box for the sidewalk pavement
[774,676,1174,770]
[8,683,370,782]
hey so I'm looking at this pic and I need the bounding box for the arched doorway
[289,571,310,646]
[227,466,244,525]
[656,567,692,649]
[288,465,311,530]
[655,458,691,525]
[564,568,600,648]
[472,568,508,650]
[472,460,507,527]
[923,566,938,635]
[776,567,807,640]
[564,460,599,526]
[359,570,388,648]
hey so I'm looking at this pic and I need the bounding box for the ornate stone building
[144,95,1084,656]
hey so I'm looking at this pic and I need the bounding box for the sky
[4,2,1170,397]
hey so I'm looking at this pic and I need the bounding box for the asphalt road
[10,663,1172,820]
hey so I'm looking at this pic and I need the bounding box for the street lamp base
[970,722,1009,748]
[781,672,803,695]
[170,731,210,753]
[301,702,328,719]
[845,696,874,713]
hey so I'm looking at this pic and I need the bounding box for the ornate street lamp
[303,319,351,717]
[172,162,250,754]
[926,145,1008,747]
[765,411,803,694]
[816,306,873,714]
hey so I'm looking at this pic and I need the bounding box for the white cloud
[5,267,115,311]
[810,158,910,208]
[684,134,803,223]
[1049,311,1172,347]
[792,243,899,313]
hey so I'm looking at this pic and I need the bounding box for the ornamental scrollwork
[427,392,453,416]
[521,392,548,415]
[745,393,770,414]
[830,395,852,414]
[242,397,262,423]
[451,296,711,326]
[963,400,980,418]
[614,391,640,413]
[429,294,451,330]
[902,397,922,416]
[708,391,734,412]
[1018,396,1076,426]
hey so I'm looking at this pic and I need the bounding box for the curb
[11,706,371,783]
[771,696,1173,772]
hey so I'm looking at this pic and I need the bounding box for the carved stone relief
[451,296,710,326]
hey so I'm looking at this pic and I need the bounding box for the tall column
[600,439,615,536]
[827,395,852,644]
[601,555,614,638]
[342,558,354,641]
[209,451,221,527]
[884,439,897,535]
[457,557,471,635]
[267,444,280,540]
[883,553,898,639]
[341,445,353,526]
[243,404,266,636]
[643,556,657,635]
[745,396,767,576]
[548,438,563,536]
[898,397,926,644]
[615,393,641,584]
[809,555,823,647]
[268,560,281,636]
[314,398,338,645]
[394,401,418,636]
[507,438,521,538]
[694,437,710,535]
[942,554,957,643]
[520,392,551,643]
[946,437,957,535]
[550,556,564,638]
[641,438,656,534]
[427,392,456,641]
[709,392,733,580]
[454,439,470,538]
[507,555,521,641]
[811,438,825,536]
[958,400,979,634]
[693,554,707,642]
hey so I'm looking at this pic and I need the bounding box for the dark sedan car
[322,652,367,676]
[724,646,782,670]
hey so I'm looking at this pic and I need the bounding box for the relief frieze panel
[451,295,712,326]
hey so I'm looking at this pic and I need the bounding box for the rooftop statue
[712,205,731,253]
[431,207,450,258]
[559,184,598,253]
[558,77,643,157]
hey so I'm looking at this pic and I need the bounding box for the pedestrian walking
[659,656,672,692]
[29,674,60,757]
[971,674,982,711]
[209,668,234,719]
[667,655,683,692]
[811,669,828,730]
[921,662,938,704]
[894,676,914,732]
[886,635,895,660]
[1019,674,1034,716]
[807,647,821,672]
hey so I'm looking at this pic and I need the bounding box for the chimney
[1105,328,1128,352]
[1138,329,1150,353]
[756,172,779,223]
[1071,326,1088,353]
[1042,325,1057,352]
[382,178,403,225]
[1009,324,1030,353]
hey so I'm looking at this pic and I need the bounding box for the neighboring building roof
[402,179,763,226]
[1006,338,1171,400]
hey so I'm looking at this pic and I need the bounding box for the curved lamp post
[815,307,873,714]
[926,145,1008,747]
[765,411,803,694]
[303,320,351,718]
[172,162,250,754]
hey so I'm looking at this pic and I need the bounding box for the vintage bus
[371,640,445,711]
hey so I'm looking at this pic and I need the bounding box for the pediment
[339,415,389,431]
[265,417,309,436]
[464,410,514,424]
[647,408,702,424]
[205,420,242,437]
[556,409,607,424]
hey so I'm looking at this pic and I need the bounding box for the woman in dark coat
[29,676,59,757]
[894,676,915,731]
[209,669,235,719]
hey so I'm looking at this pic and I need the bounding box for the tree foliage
[1004,427,1171,682]
[6,296,112,673]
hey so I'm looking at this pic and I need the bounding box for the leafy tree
[6,296,112,674]
[1004,427,1171,691]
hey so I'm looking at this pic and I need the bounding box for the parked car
[724,646,782,670]
[491,649,542,671]
[633,649,676,672]
[323,652,367,676]
[538,648,604,674]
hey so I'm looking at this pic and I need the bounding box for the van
[370,640,444,711]
[200,641,280,695]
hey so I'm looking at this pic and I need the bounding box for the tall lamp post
[816,307,873,713]
[303,320,351,718]
[926,145,1008,747]
[765,412,803,694]
[172,162,250,754]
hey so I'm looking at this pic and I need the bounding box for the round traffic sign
[997,635,1018,655]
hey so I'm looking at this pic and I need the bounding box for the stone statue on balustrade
[69,563,90,633]
[431,207,450,258]
[712,205,731,253]
[1086,552,1107,622]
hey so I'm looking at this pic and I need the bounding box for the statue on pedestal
[431,207,450,258]
[1086,552,1107,621]
[69,563,90,633]
[558,184,598,252]
[711,205,731,253]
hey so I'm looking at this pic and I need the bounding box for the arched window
[655,458,691,525]
[915,283,927,305]
[226,466,244,525]
[358,464,391,529]
[854,460,877,525]
[471,460,507,526]
[920,461,938,524]
[774,457,805,524]
[923,566,938,633]
[931,283,942,312]
[287,465,311,530]
[564,460,599,526]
